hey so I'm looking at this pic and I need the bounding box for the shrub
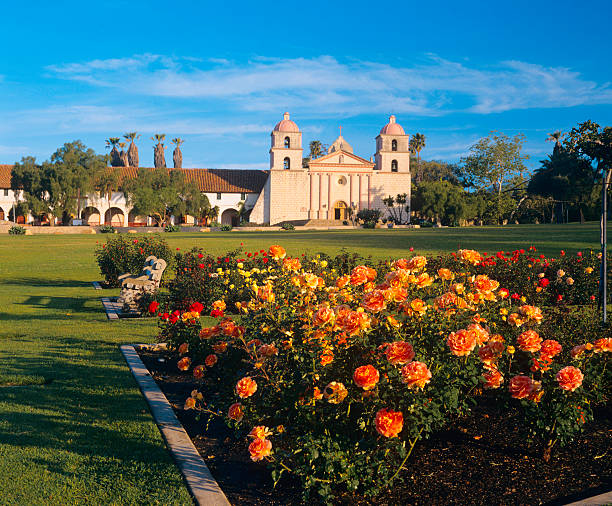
[281,222,295,231]
[356,208,382,223]
[220,224,232,231]
[158,245,610,501]
[164,224,181,233]
[8,225,26,235]
[362,221,376,229]
[95,234,173,287]
[98,224,115,234]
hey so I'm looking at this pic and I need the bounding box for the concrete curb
[101,297,120,320]
[120,345,231,506]
[564,490,612,505]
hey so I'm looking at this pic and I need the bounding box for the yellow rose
[320,260,328,268]
[507,346,515,354]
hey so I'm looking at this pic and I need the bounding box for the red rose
[148,301,159,314]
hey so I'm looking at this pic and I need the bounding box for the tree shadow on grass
[0,277,93,289]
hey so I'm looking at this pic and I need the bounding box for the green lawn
[0,222,605,504]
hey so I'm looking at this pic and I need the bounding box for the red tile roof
[0,165,269,193]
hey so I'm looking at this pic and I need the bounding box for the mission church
[0,113,411,226]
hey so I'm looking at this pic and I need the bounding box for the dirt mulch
[137,348,611,505]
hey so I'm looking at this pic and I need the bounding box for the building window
[216,193,222,200]
[283,157,290,170]
[240,192,246,200]
[391,160,398,172]
[284,136,290,149]
[391,139,397,151]
[3,189,8,196]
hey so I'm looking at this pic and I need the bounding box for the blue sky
[1,0,611,170]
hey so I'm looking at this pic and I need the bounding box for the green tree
[458,131,529,224]
[409,133,426,183]
[152,134,167,168]
[528,147,598,222]
[12,141,106,225]
[123,132,140,167]
[172,138,184,169]
[412,181,467,226]
[546,130,565,156]
[412,159,459,185]
[170,172,210,223]
[105,137,121,167]
[95,168,121,222]
[382,193,409,224]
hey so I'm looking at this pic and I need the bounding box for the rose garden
[2,226,608,505]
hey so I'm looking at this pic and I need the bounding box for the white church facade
[0,113,411,227]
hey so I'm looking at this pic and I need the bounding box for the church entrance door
[333,201,348,220]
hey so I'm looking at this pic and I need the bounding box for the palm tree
[118,142,129,167]
[123,132,140,167]
[546,130,565,155]
[309,140,325,160]
[105,137,121,167]
[410,133,426,183]
[152,134,166,168]
[172,138,184,168]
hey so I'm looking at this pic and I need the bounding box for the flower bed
[152,245,611,502]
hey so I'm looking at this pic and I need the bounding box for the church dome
[328,134,353,154]
[380,115,405,135]
[274,112,300,133]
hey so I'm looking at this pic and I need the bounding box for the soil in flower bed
[137,348,611,506]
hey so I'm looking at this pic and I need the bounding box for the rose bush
[94,234,173,287]
[156,245,611,500]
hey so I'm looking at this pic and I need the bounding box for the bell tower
[375,115,410,173]
[270,112,303,171]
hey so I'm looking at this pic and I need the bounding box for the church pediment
[309,150,374,169]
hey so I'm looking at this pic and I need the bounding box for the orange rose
[518,305,543,325]
[571,344,587,359]
[437,267,455,281]
[323,381,348,404]
[385,286,408,303]
[458,249,482,266]
[282,257,301,272]
[336,275,350,288]
[257,283,275,303]
[407,255,427,271]
[342,310,371,336]
[313,306,335,326]
[384,341,415,365]
[199,326,219,340]
[363,290,387,312]
[177,357,191,371]
[467,323,489,345]
[248,438,272,461]
[482,369,504,389]
[236,376,258,398]
[178,342,189,355]
[320,349,334,366]
[400,361,432,389]
[415,272,433,289]
[517,330,542,353]
[556,366,583,392]
[193,365,205,379]
[212,341,228,354]
[184,397,196,410]
[474,275,499,293]
[392,258,410,270]
[350,265,376,285]
[593,338,612,353]
[205,354,218,367]
[447,329,477,356]
[212,299,227,311]
[248,425,272,439]
[219,318,237,336]
[508,312,527,327]
[268,245,286,260]
[508,375,534,399]
[246,339,262,351]
[353,365,380,390]
[228,402,244,421]
[257,343,279,357]
[540,339,562,358]
[375,408,404,438]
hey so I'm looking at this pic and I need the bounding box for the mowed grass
[0,222,605,504]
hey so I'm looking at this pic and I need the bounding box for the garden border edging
[120,344,231,506]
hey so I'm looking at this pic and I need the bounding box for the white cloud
[45,54,612,116]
